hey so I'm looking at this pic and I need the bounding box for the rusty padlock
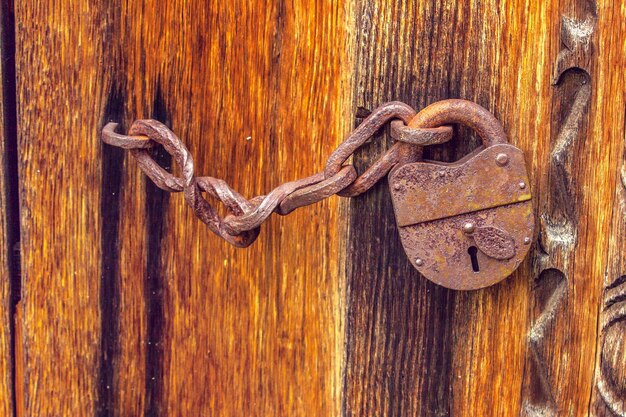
[389,100,534,290]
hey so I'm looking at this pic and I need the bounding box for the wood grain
[7,0,626,416]
[522,1,596,415]
[345,2,459,414]
[0,0,15,413]
[345,0,625,416]
[15,0,350,416]
[345,1,533,415]
[15,0,113,414]
[591,2,626,415]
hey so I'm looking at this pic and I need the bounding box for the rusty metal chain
[102,101,454,247]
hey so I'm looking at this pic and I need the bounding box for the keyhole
[468,246,480,272]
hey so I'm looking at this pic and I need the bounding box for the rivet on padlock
[389,99,534,290]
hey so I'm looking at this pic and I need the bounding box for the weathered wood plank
[590,2,626,415]
[113,2,351,414]
[524,1,626,416]
[16,0,351,415]
[345,0,625,416]
[15,0,115,414]
[344,1,455,416]
[520,1,596,416]
[345,1,532,415]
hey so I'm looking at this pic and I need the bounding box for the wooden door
[0,0,624,416]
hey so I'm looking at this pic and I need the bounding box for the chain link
[101,101,453,247]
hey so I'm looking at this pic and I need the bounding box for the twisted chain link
[102,101,453,247]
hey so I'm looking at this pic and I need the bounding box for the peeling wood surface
[3,0,626,416]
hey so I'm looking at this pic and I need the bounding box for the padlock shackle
[408,99,507,147]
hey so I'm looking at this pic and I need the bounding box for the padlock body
[389,144,534,290]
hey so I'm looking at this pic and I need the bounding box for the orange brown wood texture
[344,2,624,417]
[0,0,624,416]
[14,0,350,416]
[0,0,16,414]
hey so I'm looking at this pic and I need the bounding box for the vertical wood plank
[0,0,15,413]
[344,1,529,415]
[521,2,596,415]
[15,1,114,415]
[344,0,626,416]
[522,0,626,415]
[16,0,352,415]
[112,1,352,414]
[464,1,558,416]
[444,1,541,414]
[590,1,626,415]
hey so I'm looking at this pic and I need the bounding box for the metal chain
[101,101,454,247]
